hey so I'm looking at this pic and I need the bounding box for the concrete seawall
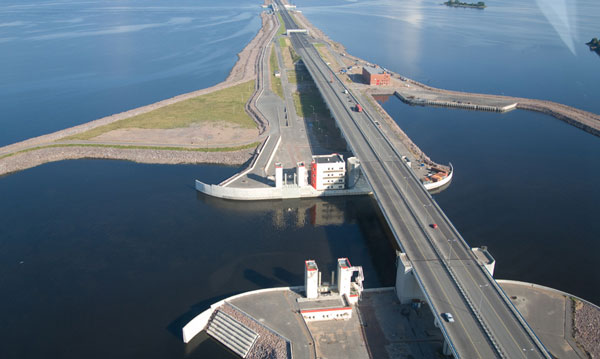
[182,286,302,344]
[517,101,600,137]
[395,92,517,112]
[196,179,372,201]
[390,76,600,138]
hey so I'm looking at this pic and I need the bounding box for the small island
[587,38,600,56]
[444,0,486,9]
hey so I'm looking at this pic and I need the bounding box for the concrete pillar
[275,162,283,188]
[297,162,307,187]
[346,157,361,188]
[305,260,319,299]
[471,247,495,277]
[443,340,453,356]
[395,252,426,304]
[337,258,352,297]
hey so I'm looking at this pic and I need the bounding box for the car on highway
[442,312,455,323]
[431,223,438,229]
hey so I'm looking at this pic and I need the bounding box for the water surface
[0,0,262,146]
[1,0,599,357]
[0,160,395,358]
[380,96,600,304]
[297,0,600,114]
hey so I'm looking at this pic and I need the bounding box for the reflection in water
[195,191,397,288]
[0,160,397,358]
[536,0,577,54]
[372,94,391,104]
[196,192,348,229]
[388,0,423,75]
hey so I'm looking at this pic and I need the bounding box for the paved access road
[274,1,550,358]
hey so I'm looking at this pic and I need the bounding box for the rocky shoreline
[398,77,600,138]
[574,299,600,358]
[219,303,290,359]
[0,9,276,177]
[0,146,255,178]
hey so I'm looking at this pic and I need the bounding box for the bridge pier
[394,252,426,304]
[442,339,453,356]
[395,247,496,304]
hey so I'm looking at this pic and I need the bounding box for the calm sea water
[297,0,600,302]
[0,161,395,358]
[0,0,261,147]
[380,97,600,304]
[297,0,600,114]
[1,0,599,357]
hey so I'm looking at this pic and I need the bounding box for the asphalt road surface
[274,2,550,358]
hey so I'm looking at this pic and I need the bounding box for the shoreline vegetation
[2,0,599,178]
[587,38,600,56]
[0,9,277,177]
[66,80,258,141]
[444,0,486,9]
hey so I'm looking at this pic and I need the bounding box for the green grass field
[276,12,286,36]
[279,37,287,49]
[68,80,256,140]
[289,46,301,64]
[293,86,330,119]
[270,46,284,99]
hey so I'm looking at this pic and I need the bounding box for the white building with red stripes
[310,154,346,190]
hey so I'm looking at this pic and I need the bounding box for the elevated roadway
[274,2,551,358]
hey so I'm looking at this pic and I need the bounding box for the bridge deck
[274,1,550,358]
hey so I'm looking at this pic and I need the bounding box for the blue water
[0,160,395,358]
[296,0,600,302]
[1,0,600,357]
[0,0,261,146]
[296,0,600,114]
[380,97,600,303]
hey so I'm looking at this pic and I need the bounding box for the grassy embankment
[1,80,261,160]
[270,45,284,99]
[67,80,257,141]
[313,43,334,66]
[279,37,302,84]
[293,81,346,151]
[273,12,345,150]
[314,43,352,83]
[268,11,288,99]
[276,12,286,36]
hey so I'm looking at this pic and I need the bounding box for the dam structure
[274,1,550,358]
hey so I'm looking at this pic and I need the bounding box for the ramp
[206,310,259,358]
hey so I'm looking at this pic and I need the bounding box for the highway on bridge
[274,2,550,358]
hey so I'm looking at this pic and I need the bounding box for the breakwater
[391,76,600,138]
[395,93,517,112]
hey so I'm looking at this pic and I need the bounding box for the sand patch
[90,123,259,147]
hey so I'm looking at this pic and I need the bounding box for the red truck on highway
[355,104,363,112]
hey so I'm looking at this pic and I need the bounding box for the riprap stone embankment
[0,12,277,177]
